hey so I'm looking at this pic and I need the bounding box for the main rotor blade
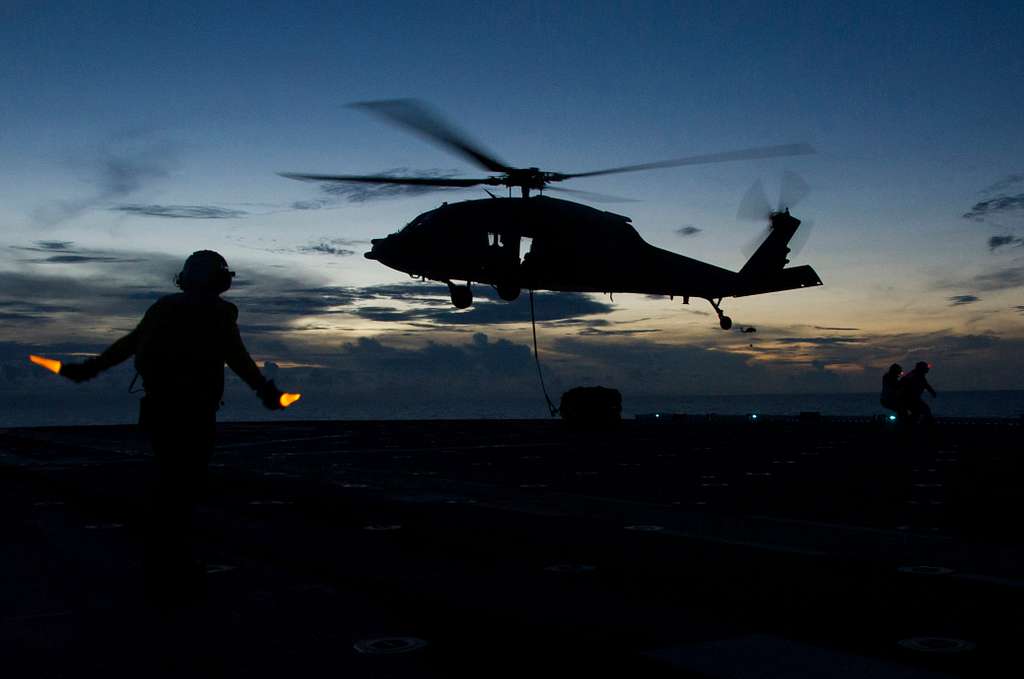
[279,172,493,188]
[546,186,638,203]
[351,99,514,174]
[552,143,815,181]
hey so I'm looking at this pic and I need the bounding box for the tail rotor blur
[738,171,812,259]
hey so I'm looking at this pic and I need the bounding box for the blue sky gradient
[2,1,1023,420]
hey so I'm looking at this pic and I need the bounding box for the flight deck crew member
[879,363,908,421]
[899,361,937,424]
[60,250,291,599]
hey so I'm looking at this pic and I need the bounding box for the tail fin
[735,210,822,296]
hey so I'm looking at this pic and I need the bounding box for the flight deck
[2,417,1021,677]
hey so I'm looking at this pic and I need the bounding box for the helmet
[915,361,929,372]
[175,250,235,294]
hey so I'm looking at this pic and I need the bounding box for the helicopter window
[520,237,533,264]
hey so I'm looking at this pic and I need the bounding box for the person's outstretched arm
[60,326,143,382]
[222,303,283,410]
[924,377,936,397]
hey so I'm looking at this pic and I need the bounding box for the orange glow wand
[29,354,62,375]
[279,392,302,408]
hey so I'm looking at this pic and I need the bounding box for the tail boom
[733,264,822,297]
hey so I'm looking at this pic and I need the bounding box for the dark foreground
[2,417,1022,678]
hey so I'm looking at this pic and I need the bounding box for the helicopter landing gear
[448,282,473,309]
[709,298,732,330]
[496,283,521,301]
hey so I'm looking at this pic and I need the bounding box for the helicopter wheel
[449,283,473,309]
[496,283,520,301]
[708,298,732,330]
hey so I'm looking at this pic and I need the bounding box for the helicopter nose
[365,238,383,260]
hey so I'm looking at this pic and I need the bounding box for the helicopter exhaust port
[448,282,473,309]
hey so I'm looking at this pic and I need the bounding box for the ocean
[3,388,1022,428]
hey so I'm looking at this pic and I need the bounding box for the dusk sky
[2,2,1023,423]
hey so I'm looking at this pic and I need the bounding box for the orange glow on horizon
[29,354,62,374]
[279,392,301,408]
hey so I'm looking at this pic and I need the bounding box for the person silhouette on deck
[899,361,937,424]
[60,250,291,601]
[880,363,909,421]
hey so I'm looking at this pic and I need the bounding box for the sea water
[2,389,1022,428]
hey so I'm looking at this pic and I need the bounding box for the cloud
[111,204,248,219]
[360,282,453,303]
[967,265,1024,292]
[963,194,1024,222]
[989,235,1024,251]
[290,199,331,210]
[33,254,146,264]
[674,225,702,237]
[0,301,78,315]
[229,285,358,318]
[773,336,865,345]
[577,326,660,336]
[983,174,1024,195]
[948,294,981,306]
[964,174,1024,250]
[33,132,179,226]
[297,241,357,256]
[11,241,147,264]
[349,288,614,326]
[33,241,74,251]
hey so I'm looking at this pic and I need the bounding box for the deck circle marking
[898,637,975,653]
[205,564,237,574]
[544,563,597,574]
[354,637,429,655]
[625,525,664,532]
[363,524,402,531]
[897,565,955,576]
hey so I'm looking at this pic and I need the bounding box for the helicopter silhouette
[282,100,822,330]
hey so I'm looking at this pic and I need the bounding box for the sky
[2,1,1023,423]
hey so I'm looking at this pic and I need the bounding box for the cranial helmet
[915,361,929,371]
[175,250,235,294]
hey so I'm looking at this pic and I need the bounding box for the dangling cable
[529,290,560,417]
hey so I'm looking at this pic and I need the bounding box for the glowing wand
[28,355,62,375]
[279,392,302,408]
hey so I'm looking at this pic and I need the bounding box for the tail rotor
[738,171,812,259]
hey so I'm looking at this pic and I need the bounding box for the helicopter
[282,100,822,330]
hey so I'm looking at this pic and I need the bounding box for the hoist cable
[528,288,561,417]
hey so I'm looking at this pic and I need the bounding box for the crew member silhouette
[899,361,937,424]
[60,250,291,599]
[879,363,908,421]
